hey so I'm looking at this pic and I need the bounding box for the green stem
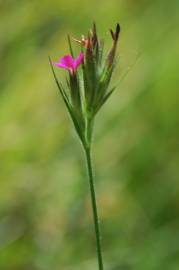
[84,146,104,270]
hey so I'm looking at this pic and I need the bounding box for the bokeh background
[0,0,179,269]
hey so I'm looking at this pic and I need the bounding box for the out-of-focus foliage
[0,0,179,269]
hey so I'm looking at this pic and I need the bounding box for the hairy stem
[84,146,104,270]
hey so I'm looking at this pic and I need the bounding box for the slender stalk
[84,146,104,270]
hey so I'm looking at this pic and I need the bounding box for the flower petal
[60,55,74,69]
[52,62,69,70]
[74,52,84,69]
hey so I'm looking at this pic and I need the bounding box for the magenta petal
[60,55,74,69]
[52,52,83,73]
[74,52,84,69]
[52,62,68,69]
[52,62,62,67]
[58,63,70,69]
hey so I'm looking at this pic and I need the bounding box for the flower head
[50,23,120,146]
[52,52,84,75]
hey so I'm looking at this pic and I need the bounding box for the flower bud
[106,23,120,68]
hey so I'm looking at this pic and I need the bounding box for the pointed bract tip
[116,23,120,39]
[110,29,115,40]
[93,22,96,32]
[110,23,120,41]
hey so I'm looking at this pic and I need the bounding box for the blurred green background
[0,0,179,269]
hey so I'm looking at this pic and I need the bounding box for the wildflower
[49,23,121,270]
[52,52,84,75]
[50,23,120,147]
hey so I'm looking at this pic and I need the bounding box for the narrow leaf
[49,57,69,102]
[67,35,74,58]
[95,86,116,114]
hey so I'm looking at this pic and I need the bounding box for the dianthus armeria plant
[49,23,120,270]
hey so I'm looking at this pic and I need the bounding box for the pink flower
[52,52,84,75]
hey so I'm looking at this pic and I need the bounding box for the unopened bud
[106,23,120,68]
